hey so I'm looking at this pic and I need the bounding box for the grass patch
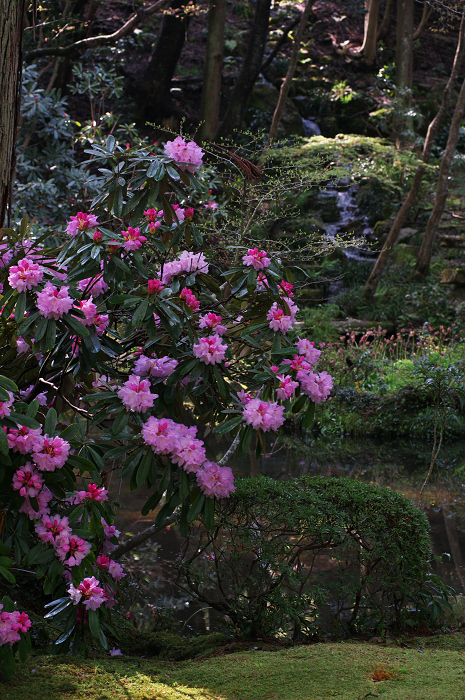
[3,639,465,699]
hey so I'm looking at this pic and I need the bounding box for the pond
[107,436,465,633]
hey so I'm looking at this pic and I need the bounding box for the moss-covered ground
[3,637,465,700]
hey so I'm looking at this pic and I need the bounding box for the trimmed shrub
[179,476,432,639]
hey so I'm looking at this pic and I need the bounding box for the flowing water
[107,437,465,633]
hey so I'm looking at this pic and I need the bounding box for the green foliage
[179,476,432,639]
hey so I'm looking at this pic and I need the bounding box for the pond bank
[3,636,465,699]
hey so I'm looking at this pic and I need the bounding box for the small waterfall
[319,183,376,262]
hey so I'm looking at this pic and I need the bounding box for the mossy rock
[392,244,417,266]
[248,83,304,136]
[356,178,399,225]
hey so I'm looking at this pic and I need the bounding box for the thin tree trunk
[360,0,380,66]
[377,0,393,40]
[264,0,313,149]
[140,0,190,123]
[395,0,414,141]
[0,0,26,228]
[363,9,465,300]
[215,0,272,139]
[414,74,465,278]
[413,2,433,40]
[198,0,226,142]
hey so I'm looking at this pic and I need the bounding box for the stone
[439,234,465,248]
[441,268,465,285]
[392,244,417,265]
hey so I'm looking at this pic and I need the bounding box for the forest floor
[3,635,465,699]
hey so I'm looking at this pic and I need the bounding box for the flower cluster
[198,313,227,336]
[122,227,147,252]
[117,375,157,413]
[180,287,200,312]
[161,251,208,285]
[193,336,228,364]
[37,282,73,320]
[134,354,178,378]
[8,258,43,292]
[66,212,99,237]
[242,399,285,432]
[243,248,271,270]
[68,577,107,610]
[0,606,31,646]
[164,136,204,172]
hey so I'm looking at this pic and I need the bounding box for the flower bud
[93,231,102,243]
[185,207,194,221]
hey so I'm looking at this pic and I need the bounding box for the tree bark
[140,0,191,124]
[264,0,313,148]
[413,2,433,40]
[215,0,272,139]
[363,9,465,300]
[198,0,227,142]
[414,74,465,278]
[0,0,26,229]
[377,0,393,41]
[395,0,414,141]
[360,0,380,66]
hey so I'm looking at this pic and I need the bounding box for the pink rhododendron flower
[242,248,271,270]
[144,208,159,222]
[300,371,333,403]
[75,483,108,503]
[161,251,208,285]
[193,336,227,364]
[35,514,71,544]
[237,389,253,404]
[242,398,285,432]
[56,535,92,567]
[66,212,99,237]
[196,462,235,498]
[0,245,13,268]
[164,136,204,172]
[78,274,108,297]
[117,375,157,413]
[0,392,14,419]
[171,436,206,473]
[97,556,126,581]
[33,435,70,471]
[13,465,43,498]
[93,231,102,243]
[93,313,109,336]
[148,220,162,234]
[279,280,294,297]
[102,519,120,553]
[276,375,299,401]
[7,425,42,454]
[37,282,73,319]
[204,201,218,211]
[107,240,120,252]
[8,258,44,292]
[19,486,52,520]
[122,227,147,252]
[16,336,30,354]
[267,303,293,334]
[180,287,200,312]
[76,297,97,325]
[198,313,227,336]
[0,608,31,646]
[68,576,107,610]
[134,355,178,378]
[296,337,321,365]
[185,207,194,221]
[147,279,164,294]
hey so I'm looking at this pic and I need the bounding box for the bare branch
[25,0,171,61]
[112,513,178,559]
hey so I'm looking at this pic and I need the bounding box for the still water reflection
[107,437,465,631]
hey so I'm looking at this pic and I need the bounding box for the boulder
[441,268,465,285]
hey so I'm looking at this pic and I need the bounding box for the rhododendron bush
[0,136,332,664]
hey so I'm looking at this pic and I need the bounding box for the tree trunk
[0,0,26,229]
[215,0,272,139]
[264,0,313,148]
[413,2,433,40]
[140,0,190,124]
[363,9,465,300]
[198,0,226,142]
[360,0,380,66]
[377,0,393,41]
[414,74,465,278]
[395,0,414,141]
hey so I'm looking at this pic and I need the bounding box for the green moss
[3,641,465,699]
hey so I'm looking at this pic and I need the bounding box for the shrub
[179,476,432,639]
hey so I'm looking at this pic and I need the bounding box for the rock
[371,220,392,240]
[338,219,363,235]
[397,227,418,243]
[441,268,465,285]
[248,83,304,136]
[439,234,465,248]
[302,119,321,137]
[392,244,416,265]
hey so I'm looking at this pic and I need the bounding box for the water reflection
[107,437,465,631]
